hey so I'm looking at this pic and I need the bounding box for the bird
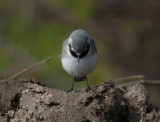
[61,29,98,92]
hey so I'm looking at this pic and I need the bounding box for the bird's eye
[69,44,77,58]
[69,44,72,50]
[85,44,90,51]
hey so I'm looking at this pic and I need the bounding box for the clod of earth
[0,78,159,122]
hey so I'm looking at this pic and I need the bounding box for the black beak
[77,54,80,63]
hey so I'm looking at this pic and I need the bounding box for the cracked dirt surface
[0,78,159,122]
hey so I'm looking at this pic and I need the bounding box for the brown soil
[0,78,159,122]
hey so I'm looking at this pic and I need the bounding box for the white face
[68,37,75,52]
[69,37,72,44]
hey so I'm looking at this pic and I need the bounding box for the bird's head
[69,29,90,63]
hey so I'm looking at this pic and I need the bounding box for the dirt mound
[0,78,159,121]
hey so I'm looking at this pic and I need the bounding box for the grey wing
[61,38,69,58]
[62,38,69,50]
[90,38,97,54]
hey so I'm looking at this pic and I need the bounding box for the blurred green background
[0,0,160,106]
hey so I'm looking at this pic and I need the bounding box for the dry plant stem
[10,56,53,79]
[114,75,144,92]
[118,86,126,92]
[115,80,160,90]
[113,75,144,83]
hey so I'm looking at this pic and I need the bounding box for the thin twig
[113,75,144,83]
[118,86,126,93]
[143,80,160,84]
[115,80,160,90]
[10,56,53,79]
[90,75,144,90]
[115,80,144,90]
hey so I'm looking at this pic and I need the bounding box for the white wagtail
[61,29,98,91]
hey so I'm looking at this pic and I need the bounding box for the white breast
[61,51,98,78]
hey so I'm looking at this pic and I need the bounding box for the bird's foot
[86,86,91,92]
[66,88,73,92]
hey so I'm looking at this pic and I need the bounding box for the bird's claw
[66,88,73,92]
[86,86,91,92]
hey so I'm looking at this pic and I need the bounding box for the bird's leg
[85,76,91,92]
[67,78,75,92]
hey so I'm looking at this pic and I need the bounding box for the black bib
[69,44,90,59]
